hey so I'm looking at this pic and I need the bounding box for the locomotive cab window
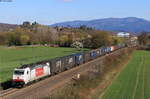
[14,70,24,75]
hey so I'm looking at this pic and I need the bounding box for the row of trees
[0,22,59,46]
[138,32,150,45]
[0,22,125,48]
[83,31,123,48]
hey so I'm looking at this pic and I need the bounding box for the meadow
[0,46,84,83]
[101,50,150,99]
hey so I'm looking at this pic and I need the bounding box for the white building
[117,32,130,38]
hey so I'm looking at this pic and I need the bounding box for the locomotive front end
[12,68,28,87]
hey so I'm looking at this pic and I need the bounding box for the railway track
[0,88,19,97]
[0,48,125,99]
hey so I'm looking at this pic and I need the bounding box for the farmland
[101,50,150,99]
[0,46,84,83]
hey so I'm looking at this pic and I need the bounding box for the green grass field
[0,46,84,83]
[101,50,150,99]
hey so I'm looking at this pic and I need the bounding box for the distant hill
[51,17,150,34]
[0,23,18,32]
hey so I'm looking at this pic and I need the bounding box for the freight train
[12,44,125,87]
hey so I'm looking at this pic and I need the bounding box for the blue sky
[0,0,149,25]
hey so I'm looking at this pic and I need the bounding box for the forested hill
[51,17,150,34]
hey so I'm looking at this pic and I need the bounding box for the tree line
[0,21,126,49]
[138,31,150,45]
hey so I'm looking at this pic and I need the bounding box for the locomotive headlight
[46,62,50,66]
